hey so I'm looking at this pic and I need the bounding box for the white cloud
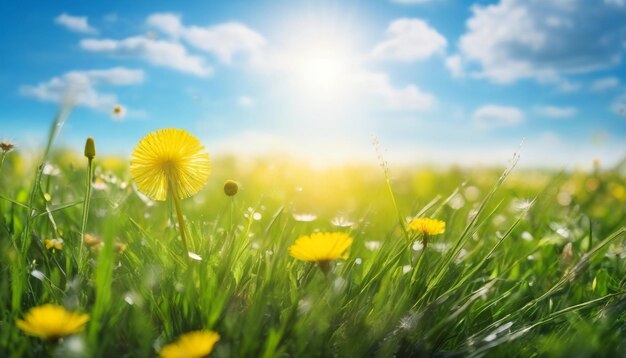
[372,18,447,62]
[80,36,212,77]
[534,105,577,119]
[54,13,97,34]
[457,0,626,84]
[20,67,144,115]
[472,105,524,128]
[359,72,436,111]
[147,13,266,64]
[445,55,464,78]
[237,96,255,107]
[591,77,620,91]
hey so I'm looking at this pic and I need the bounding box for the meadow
[0,112,625,357]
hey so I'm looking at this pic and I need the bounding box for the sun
[276,13,363,104]
[290,41,352,94]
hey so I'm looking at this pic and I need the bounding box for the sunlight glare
[291,42,351,94]
[279,18,362,105]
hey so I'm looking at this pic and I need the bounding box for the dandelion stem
[78,156,94,267]
[170,181,190,256]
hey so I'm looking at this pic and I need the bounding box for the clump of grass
[0,109,624,357]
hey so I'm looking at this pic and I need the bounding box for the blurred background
[0,0,625,169]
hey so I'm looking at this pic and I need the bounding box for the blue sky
[1,0,625,168]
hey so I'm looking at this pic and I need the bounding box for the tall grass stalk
[12,105,71,311]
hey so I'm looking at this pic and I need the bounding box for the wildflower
[0,140,15,153]
[409,218,446,236]
[44,239,64,250]
[83,234,103,250]
[330,216,354,228]
[409,218,445,249]
[92,178,108,191]
[130,128,210,201]
[42,164,61,176]
[611,184,626,202]
[130,128,210,255]
[223,179,239,197]
[16,304,89,341]
[160,330,220,358]
[289,232,353,272]
[292,213,317,222]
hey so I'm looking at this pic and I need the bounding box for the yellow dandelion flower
[409,218,446,236]
[44,239,64,250]
[160,330,220,358]
[289,232,353,263]
[130,128,211,201]
[16,304,89,341]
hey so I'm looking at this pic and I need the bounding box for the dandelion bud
[224,179,239,197]
[84,137,96,159]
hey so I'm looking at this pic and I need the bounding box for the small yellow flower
[83,234,102,248]
[611,184,626,202]
[130,128,211,201]
[160,330,220,358]
[16,304,89,341]
[44,239,64,250]
[289,232,353,263]
[409,218,446,236]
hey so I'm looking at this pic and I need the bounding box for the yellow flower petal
[130,128,211,201]
[160,330,220,358]
[16,304,89,341]
[288,232,353,262]
[409,218,446,236]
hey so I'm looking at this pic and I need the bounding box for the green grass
[0,115,625,357]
